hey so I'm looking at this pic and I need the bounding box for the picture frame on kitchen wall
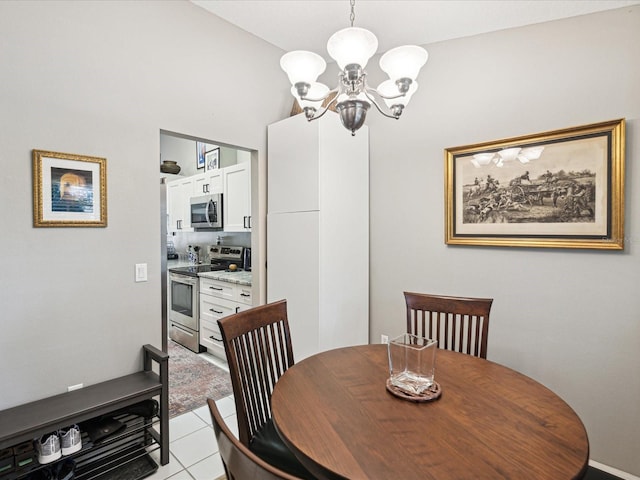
[205,148,220,172]
[196,141,206,169]
[32,149,107,227]
[444,118,625,250]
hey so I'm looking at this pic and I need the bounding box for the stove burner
[169,264,229,277]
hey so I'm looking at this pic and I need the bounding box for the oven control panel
[208,245,244,262]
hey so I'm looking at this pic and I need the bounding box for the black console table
[0,344,169,480]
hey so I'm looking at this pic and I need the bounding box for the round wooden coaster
[385,379,442,402]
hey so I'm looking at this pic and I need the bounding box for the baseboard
[590,460,640,480]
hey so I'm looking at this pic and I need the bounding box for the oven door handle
[206,199,218,227]
[171,323,195,337]
[169,273,198,285]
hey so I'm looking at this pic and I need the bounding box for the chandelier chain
[350,0,355,27]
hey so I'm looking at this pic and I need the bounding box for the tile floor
[147,351,234,480]
[147,394,235,480]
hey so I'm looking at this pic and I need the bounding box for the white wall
[364,6,640,476]
[0,0,286,408]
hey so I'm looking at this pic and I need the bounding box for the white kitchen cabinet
[267,113,369,360]
[193,169,223,196]
[199,296,239,359]
[236,284,252,305]
[200,319,225,358]
[199,277,253,359]
[223,162,251,232]
[167,176,195,232]
[200,277,235,302]
[167,164,248,233]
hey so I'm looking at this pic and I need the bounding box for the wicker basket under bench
[0,344,169,480]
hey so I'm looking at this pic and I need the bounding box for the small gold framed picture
[32,149,107,227]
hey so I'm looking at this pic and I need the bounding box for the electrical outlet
[67,383,83,392]
[381,334,389,344]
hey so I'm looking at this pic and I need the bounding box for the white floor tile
[146,452,189,480]
[224,413,239,439]
[169,411,208,442]
[187,453,226,480]
[170,426,218,468]
[215,395,236,419]
[166,472,196,479]
[146,450,191,480]
[191,404,211,425]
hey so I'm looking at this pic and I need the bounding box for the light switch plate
[135,263,148,282]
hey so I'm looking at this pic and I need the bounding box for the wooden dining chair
[404,291,493,359]
[217,300,315,479]
[207,398,303,480]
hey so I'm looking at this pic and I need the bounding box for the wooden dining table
[271,344,589,480]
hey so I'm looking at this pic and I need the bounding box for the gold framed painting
[33,150,107,227]
[445,119,625,250]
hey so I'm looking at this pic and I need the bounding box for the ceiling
[192,0,639,60]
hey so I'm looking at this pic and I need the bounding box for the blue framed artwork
[196,141,206,169]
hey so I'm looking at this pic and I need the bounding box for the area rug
[168,341,233,418]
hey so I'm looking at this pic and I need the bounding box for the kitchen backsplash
[168,231,251,263]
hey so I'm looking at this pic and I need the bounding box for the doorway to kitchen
[159,129,257,416]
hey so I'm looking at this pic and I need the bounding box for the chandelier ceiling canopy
[280,0,428,135]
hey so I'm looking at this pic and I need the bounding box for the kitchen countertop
[168,259,252,286]
[198,269,252,286]
[167,259,190,269]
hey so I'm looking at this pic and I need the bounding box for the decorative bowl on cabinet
[161,160,181,174]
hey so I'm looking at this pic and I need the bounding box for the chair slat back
[218,300,295,446]
[207,399,303,480]
[404,292,493,359]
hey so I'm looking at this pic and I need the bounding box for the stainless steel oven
[168,246,246,353]
[169,272,203,353]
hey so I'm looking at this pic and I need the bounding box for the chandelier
[280,0,428,135]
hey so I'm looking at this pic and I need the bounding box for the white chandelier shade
[380,45,429,81]
[472,153,496,166]
[280,50,327,86]
[377,79,418,108]
[279,1,429,135]
[291,82,330,110]
[519,146,544,161]
[471,146,545,168]
[498,147,522,162]
[326,27,378,70]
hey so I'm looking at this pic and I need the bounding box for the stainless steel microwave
[190,194,223,230]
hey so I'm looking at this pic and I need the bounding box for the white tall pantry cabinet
[267,113,369,360]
